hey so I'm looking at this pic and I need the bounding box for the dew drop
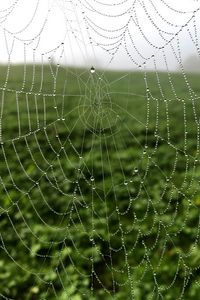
[124,181,128,186]
[90,66,95,74]
[90,176,95,182]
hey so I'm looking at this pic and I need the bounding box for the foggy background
[0,0,200,72]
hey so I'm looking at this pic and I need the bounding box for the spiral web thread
[1,0,200,299]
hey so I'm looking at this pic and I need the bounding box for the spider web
[1,0,200,299]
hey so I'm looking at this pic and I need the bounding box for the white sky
[0,0,200,70]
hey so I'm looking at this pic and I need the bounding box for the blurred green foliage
[0,65,200,299]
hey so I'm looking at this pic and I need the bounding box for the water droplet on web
[90,176,95,182]
[90,66,95,74]
[124,181,128,186]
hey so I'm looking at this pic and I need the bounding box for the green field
[1,64,200,299]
